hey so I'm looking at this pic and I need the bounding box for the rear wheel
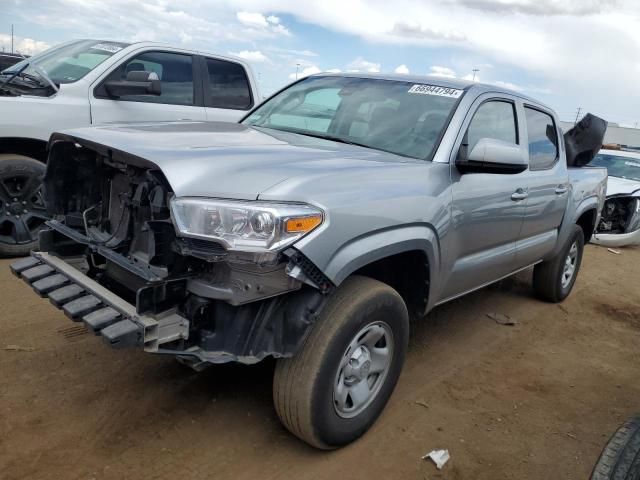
[533,224,584,302]
[0,155,48,257]
[273,276,409,449]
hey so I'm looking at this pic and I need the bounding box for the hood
[606,176,640,197]
[58,121,418,200]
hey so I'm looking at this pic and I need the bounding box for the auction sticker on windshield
[91,43,124,54]
[408,84,463,98]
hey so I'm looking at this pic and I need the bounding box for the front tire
[0,155,48,257]
[273,276,409,449]
[533,224,584,303]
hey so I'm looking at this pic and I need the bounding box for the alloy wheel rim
[333,321,394,419]
[561,241,578,289]
[0,172,48,245]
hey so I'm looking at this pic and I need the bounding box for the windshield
[1,39,130,85]
[589,152,640,182]
[242,76,463,159]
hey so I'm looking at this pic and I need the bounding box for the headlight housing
[170,198,323,252]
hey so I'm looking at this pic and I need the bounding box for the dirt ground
[1,244,639,480]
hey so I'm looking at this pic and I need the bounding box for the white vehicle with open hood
[589,149,640,247]
[0,39,260,256]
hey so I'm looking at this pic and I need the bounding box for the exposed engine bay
[37,137,331,368]
[597,196,640,234]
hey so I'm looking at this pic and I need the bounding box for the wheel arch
[0,138,49,163]
[575,207,598,243]
[319,225,440,319]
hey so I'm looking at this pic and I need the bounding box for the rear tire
[0,155,48,257]
[273,275,409,449]
[533,224,584,302]
[591,415,640,480]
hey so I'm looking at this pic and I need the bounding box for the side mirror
[457,138,527,174]
[104,70,161,98]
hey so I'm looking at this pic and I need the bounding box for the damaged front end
[592,195,640,247]
[12,135,332,369]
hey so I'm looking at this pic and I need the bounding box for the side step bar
[11,252,189,351]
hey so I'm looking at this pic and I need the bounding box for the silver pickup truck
[11,73,607,449]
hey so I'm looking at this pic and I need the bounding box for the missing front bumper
[11,252,189,350]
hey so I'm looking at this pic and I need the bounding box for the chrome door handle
[511,189,528,201]
[555,185,568,195]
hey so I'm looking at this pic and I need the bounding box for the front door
[90,50,207,125]
[439,98,529,301]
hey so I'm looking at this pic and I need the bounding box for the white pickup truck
[0,39,261,256]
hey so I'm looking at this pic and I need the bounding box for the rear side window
[205,58,252,110]
[525,107,558,170]
[466,100,517,150]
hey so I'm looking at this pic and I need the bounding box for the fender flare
[321,223,441,288]
[548,195,599,259]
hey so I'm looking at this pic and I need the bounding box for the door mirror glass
[104,70,161,98]
[457,138,527,174]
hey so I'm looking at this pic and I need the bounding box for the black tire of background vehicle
[533,224,584,303]
[0,155,48,257]
[272,275,409,449]
[591,415,640,480]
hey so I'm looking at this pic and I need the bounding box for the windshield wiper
[267,129,373,149]
[301,132,372,149]
[0,62,29,89]
[0,63,58,92]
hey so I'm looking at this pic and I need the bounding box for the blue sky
[2,0,639,126]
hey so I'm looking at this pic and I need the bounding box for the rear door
[201,56,255,122]
[515,105,567,267]
[90,50,207,124]
[440,95,528,301]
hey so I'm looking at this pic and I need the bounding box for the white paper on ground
[422,449,450,469]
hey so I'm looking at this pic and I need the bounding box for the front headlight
[170,198,323,252]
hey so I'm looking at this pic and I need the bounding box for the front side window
[101,51,194,106]
[525,107,558,170]
[243,76,462,159]
[466,100,518,151]
[206,58,252,110]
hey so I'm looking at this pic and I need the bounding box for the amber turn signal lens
[285,215,322,233]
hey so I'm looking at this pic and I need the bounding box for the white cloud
[271,23,292,36]
[429,66,457,78]
[288,65,321,79]
[326,68,342,73]
[236,11,291,35]
[230,50,269,62]
[348,57,381,73]
[461,73,478,82]
[491,80,523,91]
[0,34,49,55]
[394,64,410,74]
[179,31,193,44]
[237,11,269,27]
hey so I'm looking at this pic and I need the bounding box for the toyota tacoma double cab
[12,73,607,449]
[0,39,260,256]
